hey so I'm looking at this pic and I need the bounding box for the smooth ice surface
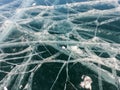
[0,0,120,90]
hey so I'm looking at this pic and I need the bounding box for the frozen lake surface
[0,0,120,90]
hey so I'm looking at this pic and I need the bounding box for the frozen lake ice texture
[0,0,120,90]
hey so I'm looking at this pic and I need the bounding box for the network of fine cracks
[0,0,120,90]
